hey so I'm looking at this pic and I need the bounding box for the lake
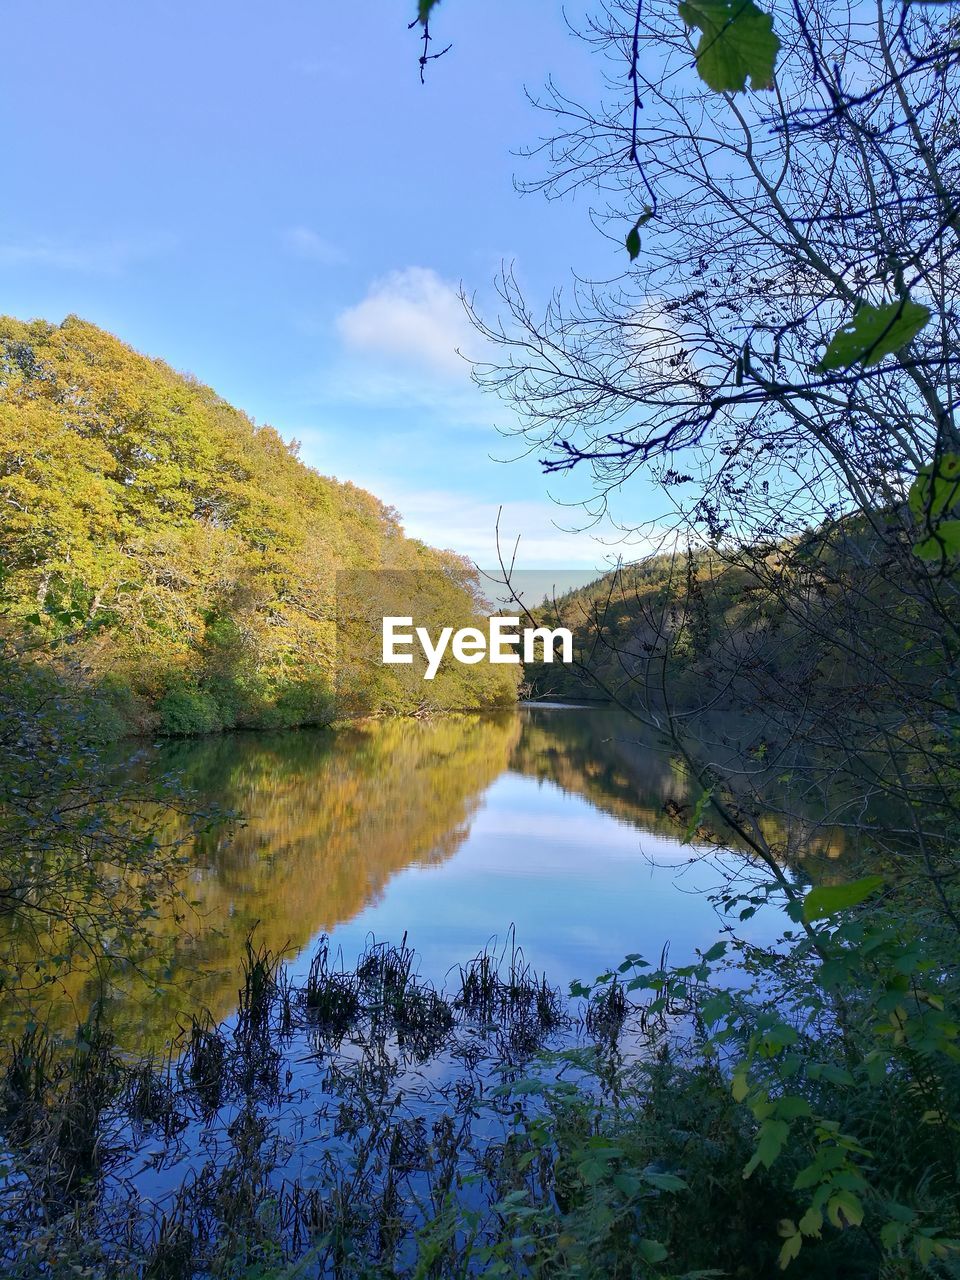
[0,702,854,1264]
[10,701,847,1052]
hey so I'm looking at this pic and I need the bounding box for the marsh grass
[2,1023,53,1137]
[237,937,282,1040]
[584,977,628,1042]
[304,939,360,1034]
[0,930,624,1277]
[0,927,932,1279]
[456,929,568,1059]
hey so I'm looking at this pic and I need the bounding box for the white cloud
[305,364,494,426]
[367,487,617,570]
[0,233,175,274]
[282,226,345,265]
[336,267,476,377]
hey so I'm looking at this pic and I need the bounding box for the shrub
[158,683,223,736]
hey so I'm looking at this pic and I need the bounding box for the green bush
[264,675,335,729]
[158,684,224,736]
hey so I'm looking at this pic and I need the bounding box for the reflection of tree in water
[511,705,855,864]
[3,714,519,1049]
[4,706,866,1052]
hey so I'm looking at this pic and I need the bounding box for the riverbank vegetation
[0,916,957,1279]
[465,0,960,1269]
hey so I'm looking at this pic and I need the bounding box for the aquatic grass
[125,1055,185,1141]
[52,1017,122,1198]
[237,936,283,1039]
[457,949,501,1022]
[394,986,454,1050]
[306,972,361,1035]
[584,976,629,1041]
[0,927,890,1279]
[183,1012,228,1116]
[142,1208,198,1280]
[457,928,569,1060]
[305,936,361,1035]
[357,933,417,1014]
[2,1023,54,1138]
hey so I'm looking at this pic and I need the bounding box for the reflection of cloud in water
[7,703,825,1050]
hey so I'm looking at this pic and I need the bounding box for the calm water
[1,704,855,1239]
[14,701,848,1051]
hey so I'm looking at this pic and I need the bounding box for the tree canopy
[0,316,518,732]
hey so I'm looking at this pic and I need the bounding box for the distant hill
[523,530,954,757]
[0,316,518,733]
[524,552,733,705]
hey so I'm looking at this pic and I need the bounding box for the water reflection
[2,705,842,1047]
[515,703,854,862]
[3,715,518,1046]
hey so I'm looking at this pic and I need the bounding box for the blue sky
[1,0,663,567]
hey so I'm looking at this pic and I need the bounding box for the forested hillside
[526,549,788,710]
[527,526,952,732]
[0,316,517,732]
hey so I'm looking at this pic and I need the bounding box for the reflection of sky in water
[304,769,784,996]
[124,761,787,1212]
[63,709,798,1221]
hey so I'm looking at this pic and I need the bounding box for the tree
[464,0,959,867]
[0,316,519,732]
[463,3,960,1266]
[469,2,951,531]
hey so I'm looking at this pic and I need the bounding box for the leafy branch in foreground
[413,0,780,95]
[819,299,933,371]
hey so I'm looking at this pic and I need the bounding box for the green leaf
[700,992,732,1024]
[626,208,653,261]
[911,453,960,558]
[642,1167,689,1192]
[776,1096,811,1121]
[757,1118,790,1164]
[914,520,960,562]
[684,784,714,841]
[417,0,441,21]
[760,1023,799,1053]
[744,1118,790,1177]
[827,1190,864,1228]
[798,1206,823,1237]
[731,1066,750,1102]
[880,1221,909,1250]
[813,1063,855,1087]
[803,874,884,921]
[612,1172,643,1196]
[778,1232,802,1269]
[507,1078,545,1095]
[819,299,931,370]
[678,0,779,92]
[637,1239,669,1264]
[883,1201,918,1225]
[908,453,960,521]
